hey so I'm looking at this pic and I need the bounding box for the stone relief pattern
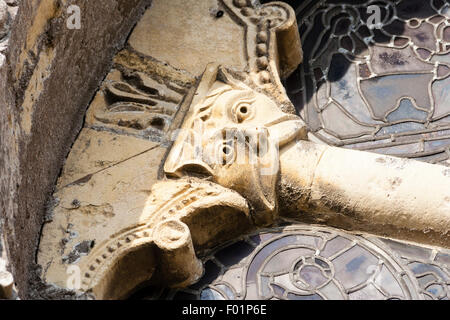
[134,224,450,300]
[0,0,18,56]
[225,0,292,84]
[89,63,189,143]
[88,0,299,141]
[285,0,450,166]
[79,178,249,295]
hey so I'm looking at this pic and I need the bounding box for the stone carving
[0,0,18,55]
[36,0,450,301]
[70,1,306,298]
[164,64,307,225]
[86,61,191,142]
[223,0,302,82]
[164,63,450,248]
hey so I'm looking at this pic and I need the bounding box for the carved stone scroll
[222,0,302,83]
[85,61,192,143]
[37,0,306,299]
[77,178,251,299]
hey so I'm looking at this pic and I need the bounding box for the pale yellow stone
[38,140,167,288]
[56,128,161,189]
[35,0,307,300]
[129,0,247,76]
[35,0,450,301]
[164,63,450,247]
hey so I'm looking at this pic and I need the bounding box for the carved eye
[232,101,254,123]
[217,141,236,166]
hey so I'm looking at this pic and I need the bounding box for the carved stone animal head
[164,64,305,225]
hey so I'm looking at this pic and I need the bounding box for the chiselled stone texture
[285,0,450,166]
[37,50,197,294]
[129,0,302,113]
[0,0,152,298]
[136,223,450,301]
[85,54,191,143]
[0,0,18,56]
[164,64,307,226]
[163,63,450,248]
[36,0,304,299]
[129,0,248,77]
[0,0,18,299]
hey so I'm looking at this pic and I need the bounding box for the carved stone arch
[78,178,251,300]
[221,0,303,113]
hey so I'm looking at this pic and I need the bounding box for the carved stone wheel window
[131,224,450,300]
[281,0,450,166]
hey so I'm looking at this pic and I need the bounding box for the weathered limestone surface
[37,0,302,299]
[34,0,449,301]
[0,0,152,298]
[0,0,20,300]
[39,129,166,290]
[129,0,248,77]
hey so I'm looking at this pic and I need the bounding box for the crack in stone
[59,144,161,190]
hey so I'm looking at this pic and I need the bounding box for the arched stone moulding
[80,179,251,300]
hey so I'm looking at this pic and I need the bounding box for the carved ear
[164,128,215,178]
[180,63,249,114]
